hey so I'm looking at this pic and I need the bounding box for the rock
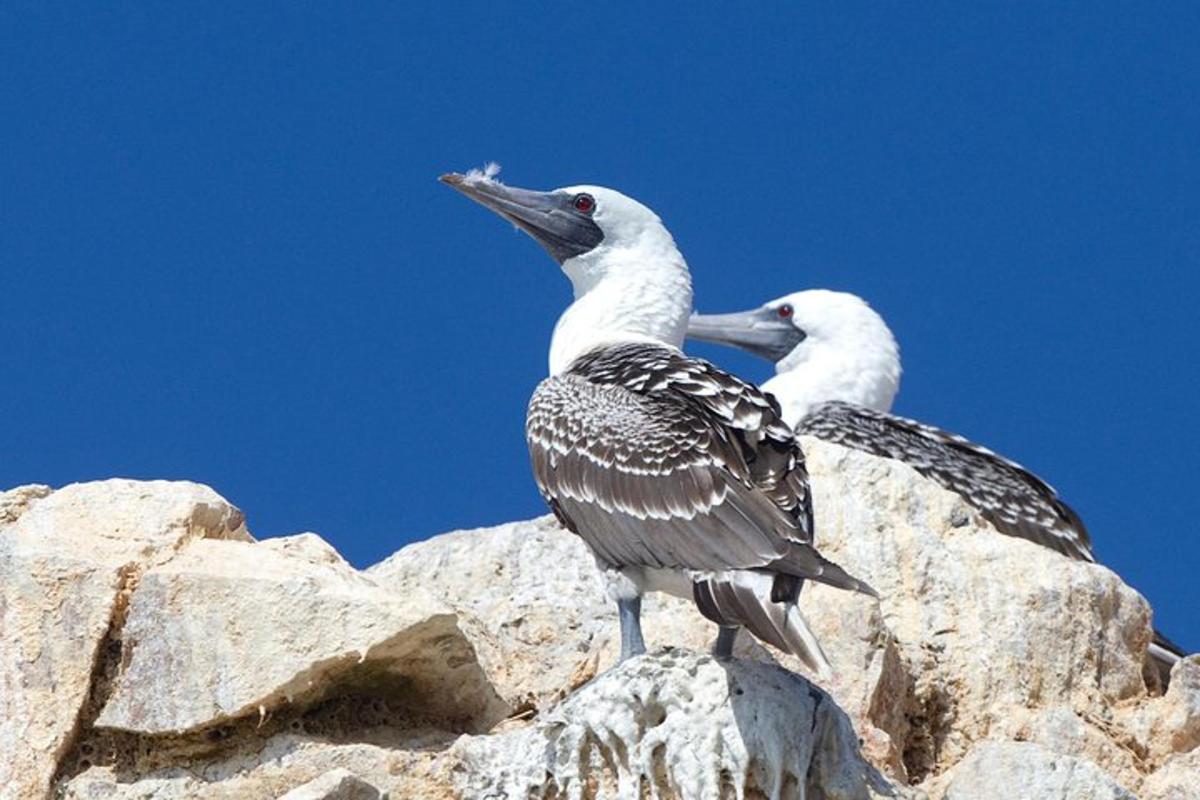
[799,438,1153,778]
[0,483,51,525]
[93,534,508,736]
[3,436,1193,799]
[276,768,380,800]
[368,515,613,713]
[1000,706,1146,791]
[61,734,460,799]
[370,438,1159,785]
[1142,749,1200,800]
[62,652,902,799]
[1121,655,1200,765]
[1156,657,1200,754]
[931,741,1136,799]
[0,480,249,800]
[453,650,905,800]
[368,514,912,779]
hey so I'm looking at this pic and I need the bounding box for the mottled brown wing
[524,347,863,593]
[565,342,814,544]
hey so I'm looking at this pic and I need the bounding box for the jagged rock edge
[54,613,508,788]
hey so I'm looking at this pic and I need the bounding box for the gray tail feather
[770,543,880,599]
[694,570,832,676]
[1149,628,1188,685]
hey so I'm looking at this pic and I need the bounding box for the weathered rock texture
[2,437,1197,799]
[929,741,1137,799]
[454,650,898,800]
[0,480,249,800]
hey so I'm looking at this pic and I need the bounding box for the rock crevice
[52,562,142,785]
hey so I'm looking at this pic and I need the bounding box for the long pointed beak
[687,308,806,363]
[440,172,603,264]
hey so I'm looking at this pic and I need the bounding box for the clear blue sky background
[3,6,1196,648]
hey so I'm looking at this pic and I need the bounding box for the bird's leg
[713,625,739,660]
[617,596,646,661]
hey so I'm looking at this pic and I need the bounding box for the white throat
[548,225,693,375]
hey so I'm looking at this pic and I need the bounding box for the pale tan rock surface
[0,480,249,800]
[60,734,459,800]
[368,513,912,779]
[94,533,508,735]
[929,741,1137,799]
[1121,656,1200,764]
[1142,749,1200,800]
[369,439,1165,786]
[800,437,1155,779]
[276,767,381,800]
[6,437,1198,798]
[367,515,611,713]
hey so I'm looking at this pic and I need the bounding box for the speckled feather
[526,343,871,594]
[798,400,1095,562]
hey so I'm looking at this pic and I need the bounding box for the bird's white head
[688,289,901,425]
[441,169,692,374]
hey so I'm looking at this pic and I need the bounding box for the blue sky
[2,6,1196,649]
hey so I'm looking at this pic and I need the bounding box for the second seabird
[441,170,876,674]
[689,288,1190,678]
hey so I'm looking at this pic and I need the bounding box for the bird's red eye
[573,194,595,214]
[778,304,794,319]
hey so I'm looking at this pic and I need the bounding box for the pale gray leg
[713,625,739,660]
[617,596,646,661]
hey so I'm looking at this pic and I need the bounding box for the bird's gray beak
[440,173,604,264]
[687,308,807,363]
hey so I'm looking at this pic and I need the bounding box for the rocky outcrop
[3,437,1197,799]
[928,741,1137,799]
[0,481,249,800]
[93,534,507,736]
[453,650,899,799]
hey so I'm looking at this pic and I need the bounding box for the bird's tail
[693,570,832,677]
[1148,627,1188,686]
[769,541,880,598]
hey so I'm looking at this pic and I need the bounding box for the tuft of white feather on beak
[461,161,502,185]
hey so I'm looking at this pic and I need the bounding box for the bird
[688,288,1188,678]
[440,170,876,673]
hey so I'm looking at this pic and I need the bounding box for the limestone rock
[1142,749,1200,800]
[93,533,509,735]
[799,437,1154,777]
[0,480,249,800]
[4,433,1194,799]
[368,515,612,713]
[931,741,1137,799]
[63,654,903,799]
[1121,655,1200,766]
[368,514,910,777]
[0,483,51,525]
[276,768,381,800]
[1000,706,1147,791]
[61,734,459,799]
[370,438,1159,785]
[453,650,904,800]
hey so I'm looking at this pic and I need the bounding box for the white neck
[762,319,900,427]
[548,234,693,375]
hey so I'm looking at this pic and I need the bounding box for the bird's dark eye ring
[778,304,794,319]
[573,193,595,214]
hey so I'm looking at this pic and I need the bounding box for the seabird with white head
[441,170,876,672]
[689,288,1189,676]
